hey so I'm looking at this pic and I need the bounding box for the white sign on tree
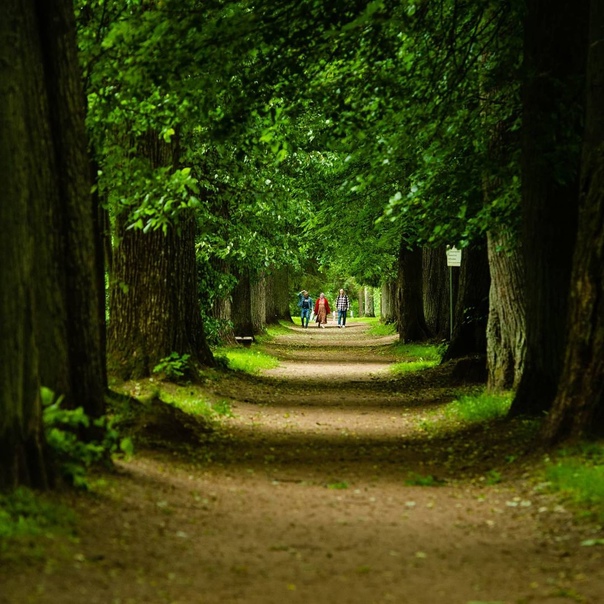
[446,246,462,267]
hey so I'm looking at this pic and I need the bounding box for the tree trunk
[423,246,450,340]
[108,131,213,379]
[232,269,255,337]
[109,212,213,379]
[251,272,267,334]
[380,282,392,323]
[265,266,293,323]
[1,0,105,487]
[364,287,375,317]
[358,290,365,317]
[509,0,588,416]
[397,243,429,342]
[486,234,526,390]
[442,243,490,361]
[542,1,604,443]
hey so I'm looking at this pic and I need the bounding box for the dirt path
[3,321,604,604]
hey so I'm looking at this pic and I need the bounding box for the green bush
[42,387,133,488]
[153,352,191,380]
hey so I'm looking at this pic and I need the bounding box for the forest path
[2,321,604,604]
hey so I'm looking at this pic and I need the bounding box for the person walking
[314,292,331,328]
[297,290,313,328]
[335,288,350,328]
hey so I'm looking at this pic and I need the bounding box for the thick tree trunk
[543,2,604,443]
[108,132,213,379]
[232,269,255,337]
[109,212,213,379]
[442,243,490,361]
[265,266,293,323]
[509,0,588,416]
[1,0,105,487]
[397,244,429,342]
[423,246,449,340]
[486,234,526,390]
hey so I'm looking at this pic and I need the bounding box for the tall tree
[1,0,105,488]
[397,244,429,342]
[423,247,450,340]
[542,1,604,442]
[509,0,589,416]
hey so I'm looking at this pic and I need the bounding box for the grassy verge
[0,488,76,561]
[445,390,514,422]
[545,443,604,523]
[388,342,442,374]
[214,347,280,374]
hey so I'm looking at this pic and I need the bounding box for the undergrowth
[445,390,513,423]
[0,488,76,560]
[389,342,441,374]
[546,442,604,522]
[214,347,279,374]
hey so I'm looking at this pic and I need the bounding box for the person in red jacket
[314,292,331,328]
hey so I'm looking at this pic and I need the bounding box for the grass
[445,390,513,423]
[545,442,604,521]
[159,388,234,419]
[214,347,280,374]
[365,319,397,336]
[388,342,442,374]
[0,488,76,559]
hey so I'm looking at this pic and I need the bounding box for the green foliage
[326,481,349,490]
[41,387,133,488]
[546,443,604,521]
[153,353,191,381]
[445,391,513,423]
[404,473,442,487]
[0,488,75,555]
[214,348,280,375]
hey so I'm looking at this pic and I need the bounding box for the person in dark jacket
[297,290,313,328]
[335,289,350,328]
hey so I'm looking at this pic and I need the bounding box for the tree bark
[380,282,396,324]
[397,243,429,342]
[108,131,213,379]
[486,234,526,390]
[1,0,105,487]
[265,266,293,323]
[251,272,267,334]
[364,287,375,317]
[509,0,589,416]
[109,209,213,379]
[423,246,450,340]
[358,290,365,317]
[232,268,255,338]
[542,1,604,442]
[442,243,490,361]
